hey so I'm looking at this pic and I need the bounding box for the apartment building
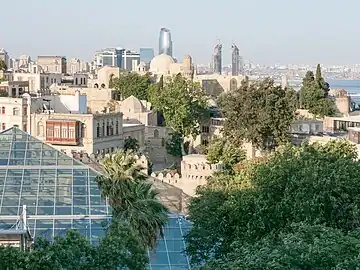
[37,56,67,74]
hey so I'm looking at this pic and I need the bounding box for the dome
[149,53,175,74]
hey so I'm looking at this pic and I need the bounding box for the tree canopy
[300,65,335,117]
[186,140,360,269]
[0,224,148,270]
[0,59,7,71]
[218,77,297,150]
[124,137,140,152]
[149,75,209,140]
[206,136,246,171]
[112,72,152,100]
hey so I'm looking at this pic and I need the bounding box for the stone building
[149,54,194,80]
[37,56,67,74]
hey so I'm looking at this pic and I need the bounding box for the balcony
[45,119,80,146]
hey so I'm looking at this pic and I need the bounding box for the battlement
[71,151,149,174]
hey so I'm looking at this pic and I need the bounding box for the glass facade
[140,48,155,63]
[0,128,191,269]
[159,28,173,56]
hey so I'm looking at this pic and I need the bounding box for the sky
[1,0,360,65]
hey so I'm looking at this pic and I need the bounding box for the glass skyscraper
[212,43,222,74]
[0,127,191,269]
[231,44,240,76]
[140,48,154,63]
[158,28,173,56]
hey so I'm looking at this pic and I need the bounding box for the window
[13,108,20,116]
[115,121,119,135]
[96,123,100,138]
[202,126,210,133]
[1,123,6,130]
[202,139,209,146]
[1,107,5,114]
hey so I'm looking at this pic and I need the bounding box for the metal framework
[0,128,191,269]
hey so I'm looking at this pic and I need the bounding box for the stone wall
[71,151,149,174]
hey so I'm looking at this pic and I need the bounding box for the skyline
[2,0,360,65]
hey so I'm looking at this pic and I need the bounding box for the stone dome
[149,53,175,74]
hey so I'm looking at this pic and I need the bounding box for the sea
[289,80,360,105]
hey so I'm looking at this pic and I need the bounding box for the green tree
[108,73,115,88]
[26,230,97,269]
[96,220,148,269]
[112,72,152,100]
[219,77,297,151]
[166,132,183,157]
[0,226,148,270]
[186,140,360,267]
[300,68,335,117]
[0,59,7,71]
[202,224,360,269]
[0,245,27,269]
[95,149,169,249]
[206,137,246,171]
[316,63,330,97]
[124,137,140,152]
[150,75,209,154]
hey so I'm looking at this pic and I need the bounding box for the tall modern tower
[212,42,222,74]
[231,43,240,76]
[158,28,173,56]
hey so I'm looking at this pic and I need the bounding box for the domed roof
[149,53,175,74]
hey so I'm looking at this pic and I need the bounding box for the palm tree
[95,149,169,249]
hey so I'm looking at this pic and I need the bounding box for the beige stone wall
[335,96,350,115]
[123,124,145,149]
[30,112,124,155]
[0,97,28,132]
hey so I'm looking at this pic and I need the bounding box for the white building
[12,72,62,93]
[122,50,140,71]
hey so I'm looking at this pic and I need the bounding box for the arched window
[101,83,105,88]
[106,120,110,136]
[96,123,100,138]
[1,107,5,114]
[36,122,44,136]
[154,129,159,138]
[110,120,114,136]
[13,108,20,116]
[102,122,105,137]
[94,83,99,88]
[115,121,119,135]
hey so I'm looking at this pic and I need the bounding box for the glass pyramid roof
[0,128,191,269]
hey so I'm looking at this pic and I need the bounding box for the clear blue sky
[2,0,359,65]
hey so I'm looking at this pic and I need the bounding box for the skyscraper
[212,43,222,74]
[158,28,173,56]
[231,43,240,76]
[140,48,154,63]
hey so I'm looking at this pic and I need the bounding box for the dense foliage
[0,224,147,270]
[299,65,336,117]
[124,137,140,152]
[186,140,360,269]
[218,77,297,150]
[206,136,246,171]
[111,72,152,100]
[166,132,183,157]
[149,74,209,152]
[0,59,7,71]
